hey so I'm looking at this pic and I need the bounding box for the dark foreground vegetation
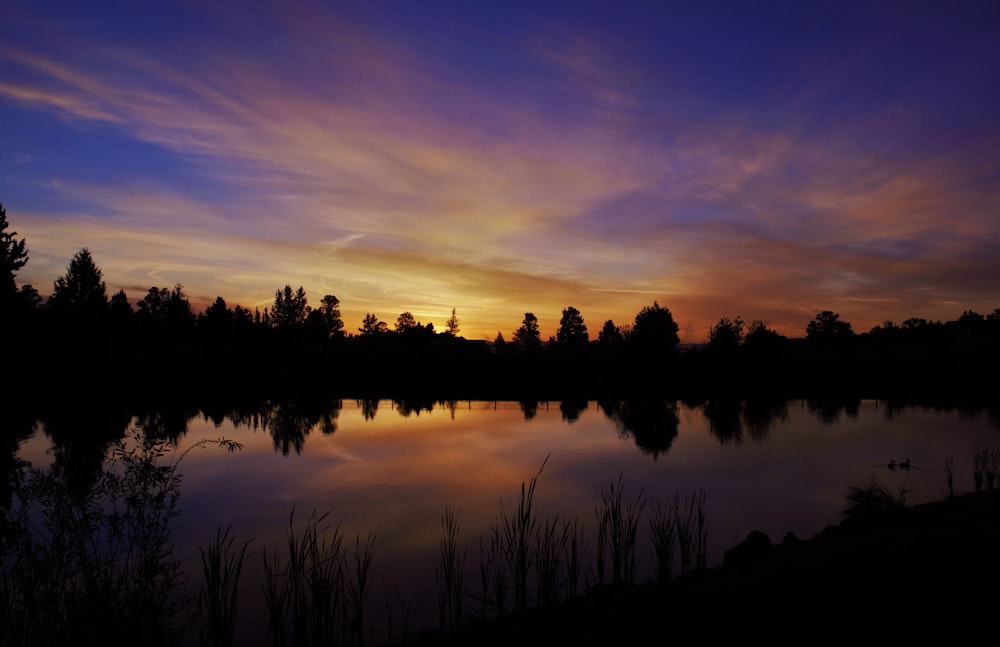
[4,427,1000,646]
[3,203,1000,403]
[417,489,1000,645]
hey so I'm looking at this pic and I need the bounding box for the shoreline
[409,490,1000,644]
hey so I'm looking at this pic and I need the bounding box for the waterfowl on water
[888,460,896,470]
[900,459,911,470]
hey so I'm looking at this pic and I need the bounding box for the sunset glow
[2,1,999,340]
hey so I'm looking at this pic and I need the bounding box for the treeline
[3,204,1000,402]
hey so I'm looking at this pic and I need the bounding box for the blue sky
[2,0,999,340]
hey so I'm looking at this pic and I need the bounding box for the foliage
[1,429,242,646]
[595,474,645,585]
[314,294,344,338]
[497,455,547,613]
[445,308,460,337]
[137,284,195,332]
[806,310,854,344]
[436,506,464,633]
[972,445,1000,493]
[843,477,907,520]
[513,312,541,348]
[395,311,417,332]
[198,523,251,647]
[629,301,679,355]
[598,319,624,345]
[556,306,588,347]
[261,509,346,647]
[707,316,744,351]
[359,313,387,335]
[271,285,310,328]
[47,248,109,319]
[0,203,28,303]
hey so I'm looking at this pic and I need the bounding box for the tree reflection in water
[598,400,680,459]
[1,429,240,646]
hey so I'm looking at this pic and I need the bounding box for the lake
[8,397,1000,643]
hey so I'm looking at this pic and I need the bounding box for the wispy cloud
[2,1,998,339]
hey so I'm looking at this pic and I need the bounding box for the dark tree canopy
[446,308,460,337]
[48,248,109,318]
[629,301,680,355]
[513,312,541,347]
[395,311,417,332]
[136,285,194,331]
[556,306,588,347]
[0,203,28,303]
[200,296,232,326]
[360,313,388,335]
[317,294,344,337]
[598,319,624,345]
[707,317,745,352]
[805,310,854,344]
[271,285,309,327]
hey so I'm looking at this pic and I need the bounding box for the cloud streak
[2,1,999,339]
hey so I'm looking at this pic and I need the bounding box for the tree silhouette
[132,285,195,342]
[598,319,624,345]
[360,313,388,335]
[317,294,344,337]
[395,311,417,332]
[48,248,109,322]
[556,306,588,347]
[707,317,745,352]
[629,301,679,356]
[513,312,541,348]
[271,285,309,327]
[445,308,460,337]
[805,310,854,344]
[0,203,28,307]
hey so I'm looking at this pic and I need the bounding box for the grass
[596,473,645,585]
[198,523,251,647]
[0,429,239,647]
[436,505,464,633]
[27,440,1000,645]
[497,455,547,614]
[843,476,908,520]
[973,444,1000,492]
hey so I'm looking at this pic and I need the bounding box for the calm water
[12,398,1000,639]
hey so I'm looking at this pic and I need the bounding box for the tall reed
[943,456,955,498]
[498,455,548,613]
[347,532,376,647]
[648,499,678,584]
[475,527,508,618]
[1,429,239,646]
[973,445,989,492]
[383,575,423,646]
[534,516,570,606]
[596,473,645,585]
[198,523,251,647]
[436,505,464,633]
[564,518,586,599]
[260,509,345,647]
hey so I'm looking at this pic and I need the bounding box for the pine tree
[0,203,29,304]
[48,248,109,319]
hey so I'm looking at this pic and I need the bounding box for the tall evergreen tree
[48,248,109,320]
[271,285,309,327]
[0,203,28,304]
[556,306,588,347]
[513,312,541,348]
[446,308,460,337]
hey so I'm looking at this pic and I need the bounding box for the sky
[2,1,999,342]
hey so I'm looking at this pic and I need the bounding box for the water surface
[12,398,1000,639]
